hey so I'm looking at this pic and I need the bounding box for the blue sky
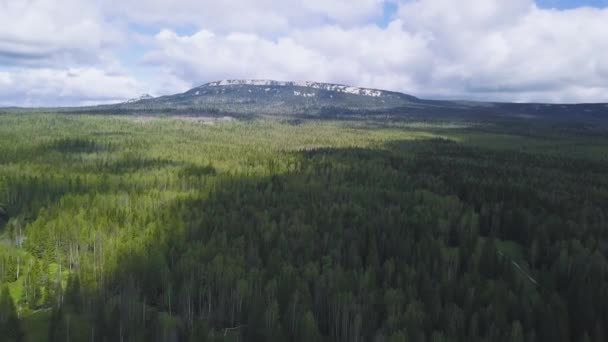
[537,0,608,9]
[376,1,608,26]
[374,1,607,26]
[1,0,608,106]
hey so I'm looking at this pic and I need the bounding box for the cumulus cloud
[396,0,608,102]
[0,0,138,106]
[0,0,123,67]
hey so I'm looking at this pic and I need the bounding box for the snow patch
[294,90,315,97]
[203,80,386,97]
[125,94,154,103]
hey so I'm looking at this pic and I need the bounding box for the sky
[1,0,608,106]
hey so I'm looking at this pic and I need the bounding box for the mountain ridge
[194,80,414,98]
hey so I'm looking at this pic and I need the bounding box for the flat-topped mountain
[99,80,607,122]
[5,80,607,123]
[105,79,421,116]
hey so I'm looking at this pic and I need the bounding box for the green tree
[298,310,319,342]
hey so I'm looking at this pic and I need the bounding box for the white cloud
[398,0,534,31]
[0,0,122,67]
[395,0,608,102]
[0,0,141,106]
[0,68,143,107]
[144,21,432,96]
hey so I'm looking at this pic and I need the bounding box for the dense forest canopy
[0,113,607,341]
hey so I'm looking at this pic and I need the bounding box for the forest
[0,113,607,341]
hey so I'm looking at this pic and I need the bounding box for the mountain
[91,80,607,123]
[4,79,608,123]
[102,79,420,116]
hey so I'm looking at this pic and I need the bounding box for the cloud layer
[1,0,608,105]
[101,0,384,33]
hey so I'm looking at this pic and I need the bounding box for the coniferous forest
[0,113,607,342]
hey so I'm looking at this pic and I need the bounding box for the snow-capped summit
[201,80,388,98]
[125,94,154,103]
